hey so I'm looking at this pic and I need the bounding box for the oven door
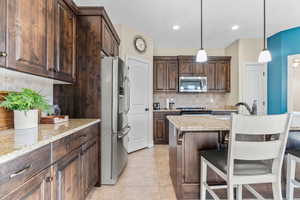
[179,76,207,92]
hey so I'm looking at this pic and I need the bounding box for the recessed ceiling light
[172,25,180,30]
[231,25,239,30]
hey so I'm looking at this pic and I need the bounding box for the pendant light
[196,0,208,63]
[258,0,272,63]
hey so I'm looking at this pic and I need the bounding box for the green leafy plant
[0,88,50,112]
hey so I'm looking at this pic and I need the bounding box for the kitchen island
[167,115,300,200]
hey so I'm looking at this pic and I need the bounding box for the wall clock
[134,36,147,53]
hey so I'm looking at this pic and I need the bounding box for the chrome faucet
[235,101,257,115]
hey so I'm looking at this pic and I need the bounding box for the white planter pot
[14,110,39,129]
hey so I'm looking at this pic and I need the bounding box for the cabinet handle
[0,52,7,57]
[9,164,32,179]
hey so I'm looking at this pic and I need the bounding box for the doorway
[242,63,267,115]
[126,57,151,153]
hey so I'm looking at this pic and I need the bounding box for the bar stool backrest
[228,113,292,177]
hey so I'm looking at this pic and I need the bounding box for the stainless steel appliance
[153,102,160,110]
[101,57,131,185]
[179,76,207,93]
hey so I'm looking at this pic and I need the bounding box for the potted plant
[0,88,50,129]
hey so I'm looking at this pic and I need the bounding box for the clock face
[134,36,147,53]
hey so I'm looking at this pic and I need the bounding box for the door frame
[287,54,300,112]
[241,63,268,114]
[125,55,154,149]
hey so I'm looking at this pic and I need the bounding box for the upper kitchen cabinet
[77,7,120,57]
[177,56,231,92]
[54,0,76,82]
[3,0,55,78]
[154,56,178,92]
[0,0,77,83]
[178,57,194,75]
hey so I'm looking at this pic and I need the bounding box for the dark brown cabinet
[0,123,100,200]
[0,0,77,83]
[5,0,54,77]
[153,111,180,144]
[81,138,99,196]
[102,17,119,56]
[177,56,231,92]
[153,56,178,92]
[2,168,52,200]
[53,148,82,200]
[54,0,76,82]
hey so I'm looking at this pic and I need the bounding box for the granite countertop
[167,115,300,132]
[0,119,101,164]
[153,106,238,113]
[153,109,181,112]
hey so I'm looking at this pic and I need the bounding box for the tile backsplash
[0,68,54,105]
[153,93,228,108]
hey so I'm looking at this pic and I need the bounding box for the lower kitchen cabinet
[153,111,181,144]
[0,122,100,200]
[81,138,99,196]
[2,168,52,200]
[53,148,82,200]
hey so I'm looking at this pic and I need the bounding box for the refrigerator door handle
[118,126,131,139]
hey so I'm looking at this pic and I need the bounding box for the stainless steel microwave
[179,76,207,93]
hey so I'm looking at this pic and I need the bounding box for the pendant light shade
[258,0,272,63]
[196,49,208,63]
[196,0,207,63]
[258,49,272,63]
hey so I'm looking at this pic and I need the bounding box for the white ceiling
[74,0,300,49]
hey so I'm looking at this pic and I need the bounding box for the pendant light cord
[201,0,203,50]
[263,0,266,50]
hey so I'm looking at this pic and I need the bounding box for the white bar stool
[286,149,300,200]
[200,113,292,200]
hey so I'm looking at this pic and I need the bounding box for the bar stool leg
[272,181,283,200]
[227,184,235,200]
[287,154,296,200]
[200,158,207,200]
[236,185,243,200]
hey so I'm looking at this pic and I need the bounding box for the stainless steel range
[177,107,212,115]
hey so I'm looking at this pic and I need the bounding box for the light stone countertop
[167,115,300,132]
[0,119,100,164]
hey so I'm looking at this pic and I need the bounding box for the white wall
[0,68,54,105]
[225,38,263,106]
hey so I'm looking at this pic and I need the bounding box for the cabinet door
[166,61,178,91]
[179,60,193,75]
[7,0,54,77]
[0,0,6,67]
[204,63,216,90]
[2,168,51,200]
[54,0,76,82]
[102,19,113,56]
[215,61,228,91]
[153,114,167,144]
[154,61,167,91]
[193,63,205,75]
[81,139,99,197]
[54,149,81,200]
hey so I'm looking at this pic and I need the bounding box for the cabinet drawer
[0,144,51,198]
[52,132,82,163]
[52,125,99,163]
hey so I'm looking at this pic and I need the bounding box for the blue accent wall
[267,27,300,114]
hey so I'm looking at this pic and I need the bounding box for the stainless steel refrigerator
[101,57,131,185]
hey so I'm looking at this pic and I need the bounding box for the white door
[127,58,150,153]
[243,64,267,115]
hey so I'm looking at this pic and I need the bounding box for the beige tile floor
[86,145,177,200]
